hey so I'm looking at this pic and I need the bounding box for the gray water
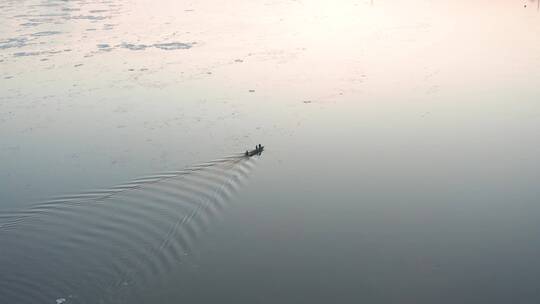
[1,0,540,303]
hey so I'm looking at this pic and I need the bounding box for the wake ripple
[0,153,258,304]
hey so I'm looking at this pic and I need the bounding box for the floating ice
[13,50,63,57]
[31,31,62,37]
[153,42,192,50]
[118,42,193,51]
[0,37,27,50]
[65,15,108,20]
[103,24,116,30]
[20,22,40,27]
[119,43,148,50]
[13,51,41,57]
[28,18,54,23]
[97,43,112,51]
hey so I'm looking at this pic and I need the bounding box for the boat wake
[0,153,259,304]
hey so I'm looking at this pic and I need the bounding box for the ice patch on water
[119,43,148,51]
[28,18,54,23]
[13,51,41,57]
[13,50,63,57]
[21,22,40,27]
[103,23,116,30]
[31,13,67,17]
[118,42,193,51]
[31,31,62,37]
[97,45,112,52]
[153,42,193,50]
[65,15,108,20]
[56,298,66,304]
[31,2,60,8]
[0,37,27,49]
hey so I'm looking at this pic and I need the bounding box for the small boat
[245,145,264,157]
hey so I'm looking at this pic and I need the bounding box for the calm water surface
[1,0,540,303]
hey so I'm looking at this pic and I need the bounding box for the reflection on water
[1,0,540,303]
[0,154,256,303]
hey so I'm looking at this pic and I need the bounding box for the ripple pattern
[0,153,258,304]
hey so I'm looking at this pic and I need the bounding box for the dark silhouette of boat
[245,144,264,157]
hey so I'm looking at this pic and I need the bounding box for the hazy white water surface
[1,0,540,303]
